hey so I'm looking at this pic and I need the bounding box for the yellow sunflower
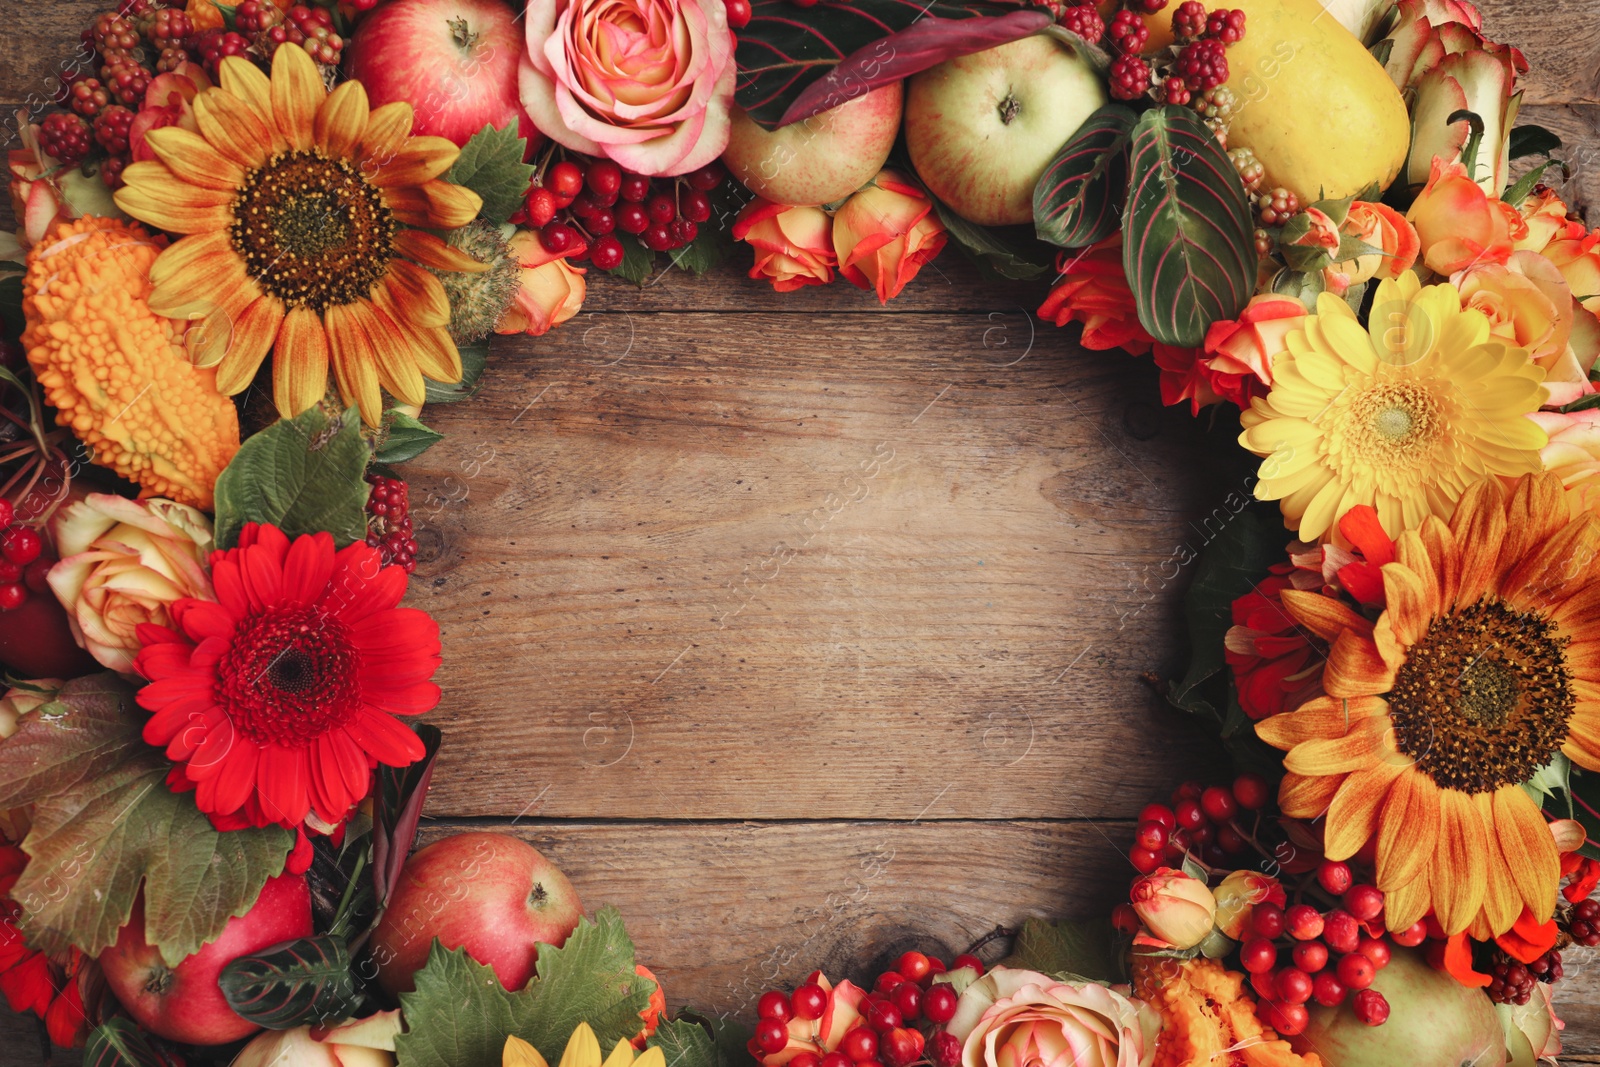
[1257,473,1600,939]
[112,43,488,426]
[1239,273,1547,542]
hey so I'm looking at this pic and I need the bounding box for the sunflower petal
[1323,761,1400,860]
[1280,588,1373,642]
[1432,789,1489,935]
[1278,769,1343,818]
[217,55,278,141]
[393,228,492,273]
[1384,865,1432,932]
[1282,715,1388,776]
[366,137,460,188]
[354,101,414,172]
[1376,768,1438,891]
[350,298,425,408]
[1323,627,1396,697]
[325,302,384,426]
[193,86,277,169]
[213,294,285,395]
[1450,479,1508,609]
[1474,793,1521,936]
[383,180,483,230]
[1492,787,1560,925]
[375,261,451,329]
[270,42,323,150]
[114,167,235,233]
[142,126,247,191]
[316,78,370,160]
[273,305,332,417]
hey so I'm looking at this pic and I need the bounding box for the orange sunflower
[1257,473,1600,940]
[112,43,487,425]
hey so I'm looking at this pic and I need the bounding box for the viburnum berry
[1290,941,1328,973]
[1108,54,1151,100]
[548,160,584,199]
[1171,0,1206,41]
[589,207,617,235]
[1240,938,1277,974]
[754,1019,788,1055]
[1352,989,1389,1026]
[1321,909,1360,955]
[0,561,21,585]
[1206,7,1246,42]
[39,112,94,164]
[951,953,984,976]
[100,155,128,188]
[1175,38,1229,91]
[923,983,959,1024]
[619,173,651,202]
[1261,1000,1308,1036]
[1317,860,1353,896]
[1344,884,1385,922]
[1284,904,1324,941]
[930,1032,961,1067]
[1311,971,1346,1007]
[1057,4,1105,43]
[865,999,902,1032]
[587,159,623,200]
[724,0,752,27]
[1199,785,1237,823]
[1162,77,1191,106]
[70,78,111,118]
[526,186,558,227]
[283,6,344,66]
[1140,802,1177,829]
[889,980,921,1020]
[670,218,698,245]
[758,991,792,1022]
[840,1027,878,1063]
[143,7,192,48]
[645,193,676,225]
[681,189,712,223]
[0,584,26,612]
[1256,186,1300,226]
[1229,147,1266,193]
[642,223,673,252]
[1390,920,1428,947]
[103,57,151,106]
[0,527,42,567]
[93,12,142,54]
[686,161,726,191]
[541,221,578,253]
[1107,10,1149,53]
[617,202,650,235]
[793,983,827,1020]
[365,473,418,573]
[1194,85,1238,122]
[1336,952,1376,991]
[118,0,155,18]
[93,104,135,155]
[0,500,15,529]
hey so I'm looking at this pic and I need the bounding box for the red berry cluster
[748,952,985,1067]
[365,473,419,573]
[237,2,344,66]
[1236,863,1404,1036]
[1057,5,1105,44]
[1129,775,1269,872]
[0,501,52,613]
[1484,947,1562,1006]
[1104,1,1245,103]
[519,156,726,273]
[40,112,95,165]
[1569,896,1600,947]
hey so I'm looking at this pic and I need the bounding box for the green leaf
[212,406,371,550]
[1503,160,1555,208]
[1508,124,1562,160]
[1122,106,1256,346]
[933,203,1052,282]
[395,906,655,1067]
[85,1018,164,1067]
[1003,917,1120,984]
[1167,507,1281,723]
[1033,104,1136,250]
[609,232,656,286]
[1523,752,1573,809]
[1180,854,1209,882]
[0,674,292,965]
[448,124,535,225]
[424,339,490,404]
[377,411,444,465]
[648,1018,721,1067]
[220,935,360,1029]
[669,216,733,277]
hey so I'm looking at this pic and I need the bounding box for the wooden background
[3,0,1600,1061]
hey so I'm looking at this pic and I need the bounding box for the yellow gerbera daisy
[504,1023,665,1067]
[112,44,488,426]
[1239,273,1548,542]
[1257,473,1600,939]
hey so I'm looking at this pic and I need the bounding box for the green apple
[903,35,1107,226]
[1296,948,1508,1067]
[722,83,904,206]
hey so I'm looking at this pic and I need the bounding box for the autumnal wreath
[1,0,1599,1063]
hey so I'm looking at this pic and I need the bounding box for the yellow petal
[149,230,239,292]
[1475,793,1522,936]
[217,55,278,142]
[1492,787,1560,925]
[114,168,235,233]
[366,137,460,188]
[1323,761,1400,861]
[273,305,332,417]
[193,87,277,169]
[383,179,483,230]
[142,126,247,191]
[559,1023,603,1067]
[316,77,370,159]
[351,297,425,408]
[1376,769,1438,892]
[1278,770,1344,818]
[270,42,323,150]
[325,302,384,426]
[1431,789,1488,935]
[394,228,492,272]
[506,1036,550,1067]
[376,261,451,329]
[212,294,285,395]
[355,101,414,172]
[601,1040,637,1067]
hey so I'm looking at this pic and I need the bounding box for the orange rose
[1039,232,1153,354]
[1326,200,1420,287]
[1202,293,1307,390]
[498,230,586,336]
[1514,186,1585,255]
[1544,230,1600,316]
[1406,155,1521,275]
[1453,251,1579,400]
[831,170,947,304]
[732,199,836,292]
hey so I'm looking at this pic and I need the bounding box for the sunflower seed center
[230,149,395,311]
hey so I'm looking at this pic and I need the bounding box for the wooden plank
[405,309,1240,821]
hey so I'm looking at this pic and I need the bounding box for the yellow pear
[1221,0,1410,202]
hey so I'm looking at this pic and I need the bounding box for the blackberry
[1176,38,1229,91]
[1194,85,1238,122]
[102,57,151,106]
[1206,7,1246,42]
[40,112,95,165]
[253,6,345,67]
[1108,9,1149,53]
[1108,55,1152,100]
[1129,0,1168,12]
[1171,0,1206,42]
[92,12,141,55]
[1162,76,1191,106]
[1526,948,1562,984]
[1486,955,1536,1006]
[155,45,191,72]
[192,29,253,78]
[1256,187,1299,226]
[1569,897,1600,946]
[142,8,192,49]
[69,78,111,118]
[365,473,418,573]
[93,104,134,155]
[1229,146,1266,193]
[1057,4,1105,44]
[100,155,128,189]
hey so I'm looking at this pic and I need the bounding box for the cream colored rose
[947,968,1158,1067]
[47,494,214,673]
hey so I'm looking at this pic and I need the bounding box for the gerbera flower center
[218,603,362,745]
[230,149,395,311]
[1388,597,1574,792]
[1345,382,1441,468]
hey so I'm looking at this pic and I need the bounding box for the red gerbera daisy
[134,523,440,830]
[1,841,88,1048]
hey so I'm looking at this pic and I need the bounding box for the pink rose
[831,171,947,304]
[732,199,836,292]
[1530,408,1600,518]
[519,0,735,176]
[1452,251,1579,399]
[498,230,587,336]
[945,968,1157,1067]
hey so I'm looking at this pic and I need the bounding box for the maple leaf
[0,674,293,964]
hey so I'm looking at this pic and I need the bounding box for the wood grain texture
[404,304,1239,822]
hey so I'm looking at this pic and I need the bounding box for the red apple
[370,832,583,997]
[345,0,537,148]
[721,83,903,206]
[904,36,1107,226]
[99,872,313,1045]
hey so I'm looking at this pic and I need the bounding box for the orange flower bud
[831,170,947,304]
[1129,868,1217,949]
[733,199,836,293]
